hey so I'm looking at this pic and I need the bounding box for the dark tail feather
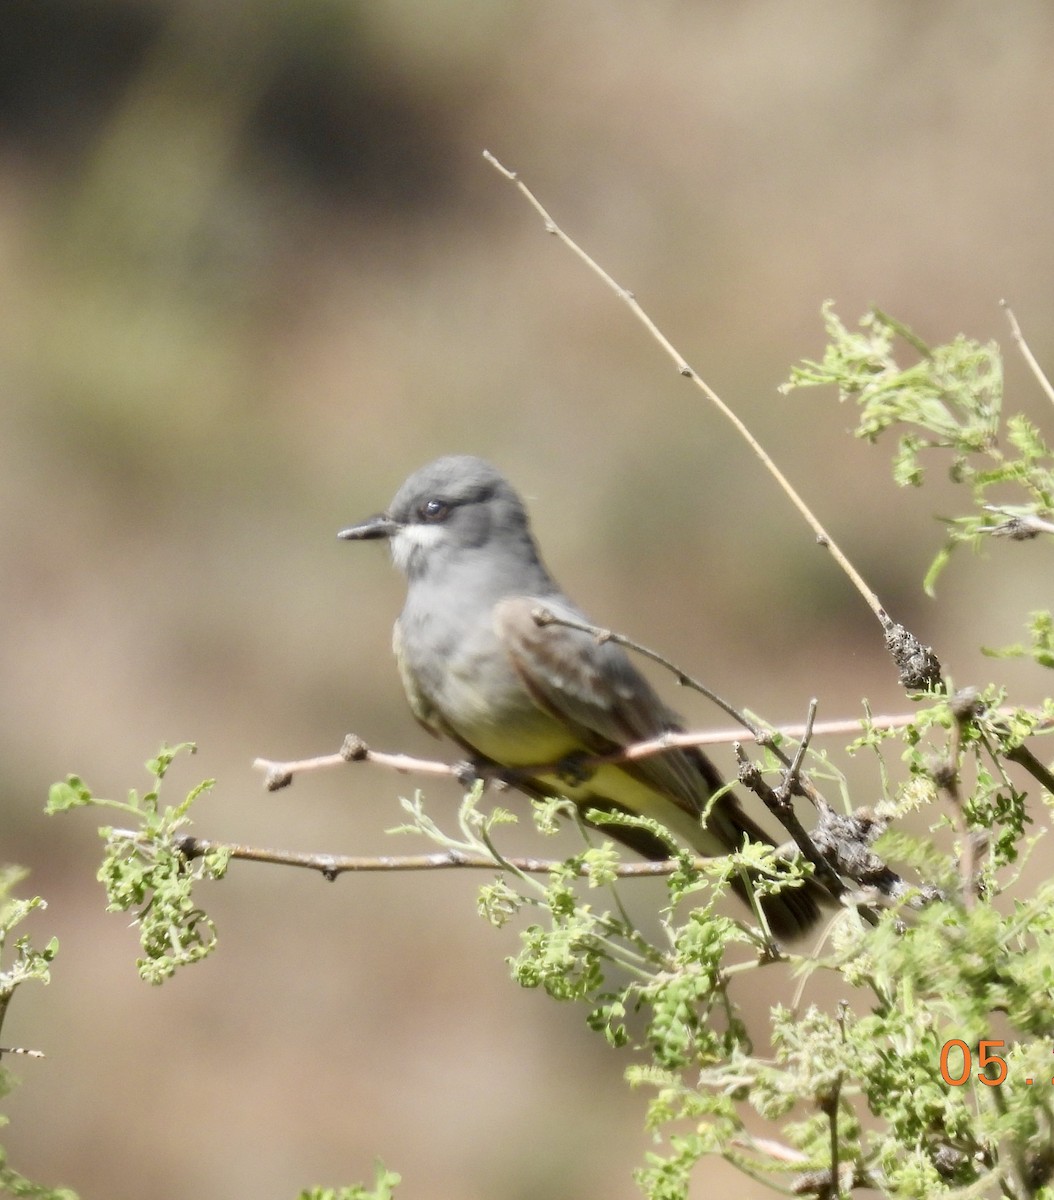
[730,871,827,939]
[723,802,829,939]
[586,796,831,939]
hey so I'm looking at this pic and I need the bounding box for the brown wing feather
[493,597,835,937]
[493,595,724,824]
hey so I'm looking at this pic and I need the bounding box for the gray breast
[397,598,573,765]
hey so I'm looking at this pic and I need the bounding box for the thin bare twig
[531,605,755,734]
[534,605,882,816]
[1002,300,1054,408]
[774,698,820,808]
[156,832,734,880]
[254,706,1049,793]
[252,720,868,792]
[980,507,1054,539]
[483,149,888,628]
[254,735,457,791]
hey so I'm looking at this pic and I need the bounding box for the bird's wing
[493,594,713,820]
[493,597,831,937]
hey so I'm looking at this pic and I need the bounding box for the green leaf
[297,1161,401,1200]
[44,777,93,814]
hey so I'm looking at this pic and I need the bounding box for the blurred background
[3,1,1054,1196]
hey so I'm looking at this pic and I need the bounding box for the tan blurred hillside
[2,2,1053,1197]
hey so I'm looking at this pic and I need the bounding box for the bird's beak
[337,513,399,541]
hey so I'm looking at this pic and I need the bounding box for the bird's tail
[579,792,831,939]
[718,801,830,940]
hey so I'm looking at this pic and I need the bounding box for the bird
[339,454,824,937]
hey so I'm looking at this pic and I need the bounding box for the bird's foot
[452,759,518,792]
[555,751,594,787]
[453,759,486,789]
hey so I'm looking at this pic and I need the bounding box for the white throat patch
[390,523,447,573]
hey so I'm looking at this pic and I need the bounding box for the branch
[531,604,755,733]
[933,690,985,908]
[773,697,820,810]
[980,506,1054,539]
[156,832,731,880]
[1002,300,1054,408]
[482,149,938,688]
[529,607,864,824]
[253,735,457,791]
[733,715,850,906]
[254,706,1050,792]
[1004,743,1054,795]
[253,717,887,792]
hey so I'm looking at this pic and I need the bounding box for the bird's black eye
[418,498,450,523]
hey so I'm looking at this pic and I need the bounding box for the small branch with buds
[253,711,932,795]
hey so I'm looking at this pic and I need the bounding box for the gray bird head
[338,455,547,586]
